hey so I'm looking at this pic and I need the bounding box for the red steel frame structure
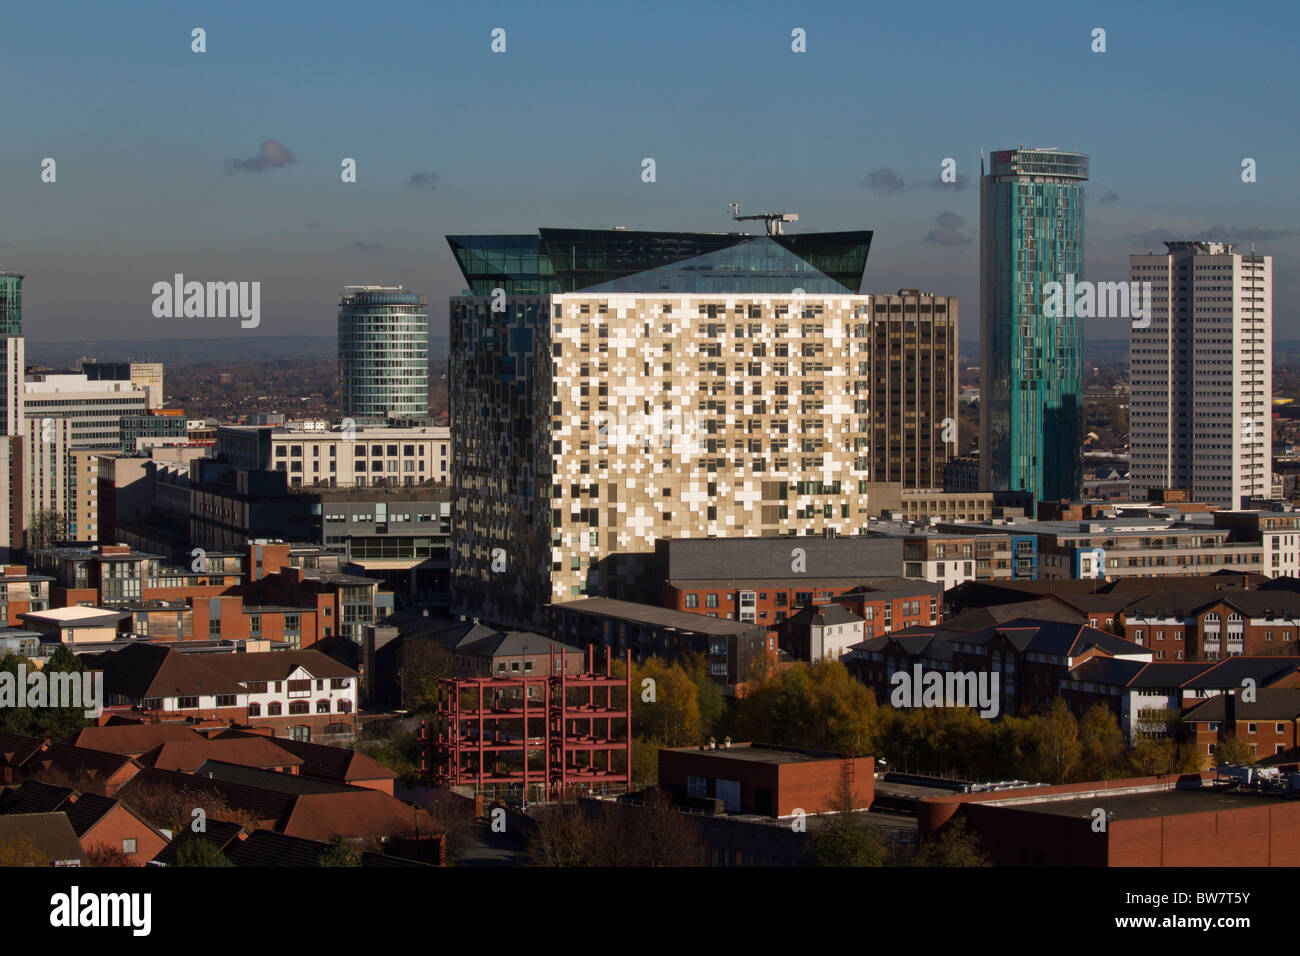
[423,646,632,801]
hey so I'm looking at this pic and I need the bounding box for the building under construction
[422,646,631,803]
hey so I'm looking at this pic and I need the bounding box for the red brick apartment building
[919,773,1300,866]
[1183,688,1300,766]
[664,576,940,639]
[658,742,874,817]
[1121,589,1300,661]
[29,542,379,650]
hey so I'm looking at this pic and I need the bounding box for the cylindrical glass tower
[338,285,428,424]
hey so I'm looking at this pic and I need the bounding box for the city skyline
[1,0,1296,342]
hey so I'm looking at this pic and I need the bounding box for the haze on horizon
[2,0,1296,343]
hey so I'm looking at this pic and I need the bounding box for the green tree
[1213,735,1256,767]
[318,835,363,866]
[631,658,702,747]
[1031,699,1081,783]
[26,509,66,552]
[914,816,991,867]
[0,650,92,738]
[808,763,884,867]
[681,652,726,738]
[1077,703,1127,780]
[174,838,234,867]
[398,639,450,714]
[730,659,876,755]
[0,836,50,867]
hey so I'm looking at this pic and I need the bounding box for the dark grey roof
[965,618,1147,658]
[1183,688,1300,722]
[788,604,862,628]
[655,536,902,582]
[149,819,245,866]
[551,598,767,637]
[1067,656,1148,687]
[849,627,960,663]
[1126,662,1215,689]
[1181,657,1300,691]
[191,761,360,795]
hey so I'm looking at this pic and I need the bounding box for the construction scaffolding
[422,646,632,803]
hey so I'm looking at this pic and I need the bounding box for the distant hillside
[27,336,451,366]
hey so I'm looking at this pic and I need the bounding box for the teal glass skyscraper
[0,272,24,437]
[979,148,1088,501]
[338,285,429,424]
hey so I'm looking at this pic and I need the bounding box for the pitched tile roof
[0,731,45,768]
[86,643,246,699]
[20,740,139,787]
[139,739,303,774]
[1183,688,1300,722]
[125,767,297,829]
[217,731,396,783]
[72,723,206,756]
[192,761,354,795]
[1066,656,1149,687]
[281,790,429,842]
[223,828,333,866]
[1181,657,1300,691]
[970,618,1148,658]
[941,599,1084,632]
[60,792,125,836]
[0,779,73,815]
[786,603,862,628]
[148,819,245,866]
[196,649,359,682]
[0,812,85,864]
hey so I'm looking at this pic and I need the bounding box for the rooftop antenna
[729,203,799,236]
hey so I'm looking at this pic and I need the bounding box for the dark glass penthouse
[447,228,871,296]
[979,148,1088,502]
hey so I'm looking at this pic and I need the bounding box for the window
[290,701,310,715]
[267,701,283,716]
[317,699,331,713]
[705,593,719,608]
[248,702,261,717]
[177,696,198,709]
[290,725,311,742]
[216,694,236,708]
[122,839,137,855]
[685,593,698,609]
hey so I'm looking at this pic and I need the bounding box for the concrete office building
[980,148,1089,501]
[338,286,429,424]
[863,289,958,488]
[23,373,149,450]
[82,361,165,410]
[1129,241,1272,508]
[447,225,877,626]
[214,423,449,489]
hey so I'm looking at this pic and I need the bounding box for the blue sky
[2,0,1296,345]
